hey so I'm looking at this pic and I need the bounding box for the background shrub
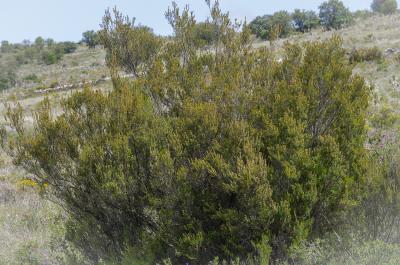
[349,46,383,63]
[0,71,16,90]
[371,0,398,15]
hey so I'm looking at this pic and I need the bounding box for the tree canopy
[249,11,293,40]
[292,9,320,32]
[319,0,353,30]
[371,0,398,15]
[82,30,100,49]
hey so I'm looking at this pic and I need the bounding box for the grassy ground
[0,45,106,265]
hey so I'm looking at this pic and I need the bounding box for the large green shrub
[3,2,371,264]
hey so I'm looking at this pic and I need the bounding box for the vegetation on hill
[0,38,79,92]
[1,38,77,66]
[249,0,397,41]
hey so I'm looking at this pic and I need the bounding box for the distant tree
[319,0,353,30]
[249,15,270,39]
[22,39,31,46]
[371,0,398,15]
[34,37,45,50]
[82,30,100,49]
[249,11,293,40]
[292,9,320,32]
[268,11,294,37]
[45,38,55,48]
[1,41,11,53]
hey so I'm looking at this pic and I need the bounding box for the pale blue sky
[0,0,396,43]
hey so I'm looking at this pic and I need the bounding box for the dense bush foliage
[371,0,398,15]
[3,1,372,264]
[319,0,353,30]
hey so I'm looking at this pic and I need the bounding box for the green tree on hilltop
[249,11,293,40]
[34,36,45,50]
[371,0,398,15]
[82,30,100,49]
[319,0,353,30]
[292,9,320,32]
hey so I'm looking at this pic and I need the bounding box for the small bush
[0,71,16,90]
[394,53,400,63]
[349,46,382,63]
[60,41,78,54]
[23,74,40,83]
[41,51,58,65]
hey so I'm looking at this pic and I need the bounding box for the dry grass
[0,153,88,265]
